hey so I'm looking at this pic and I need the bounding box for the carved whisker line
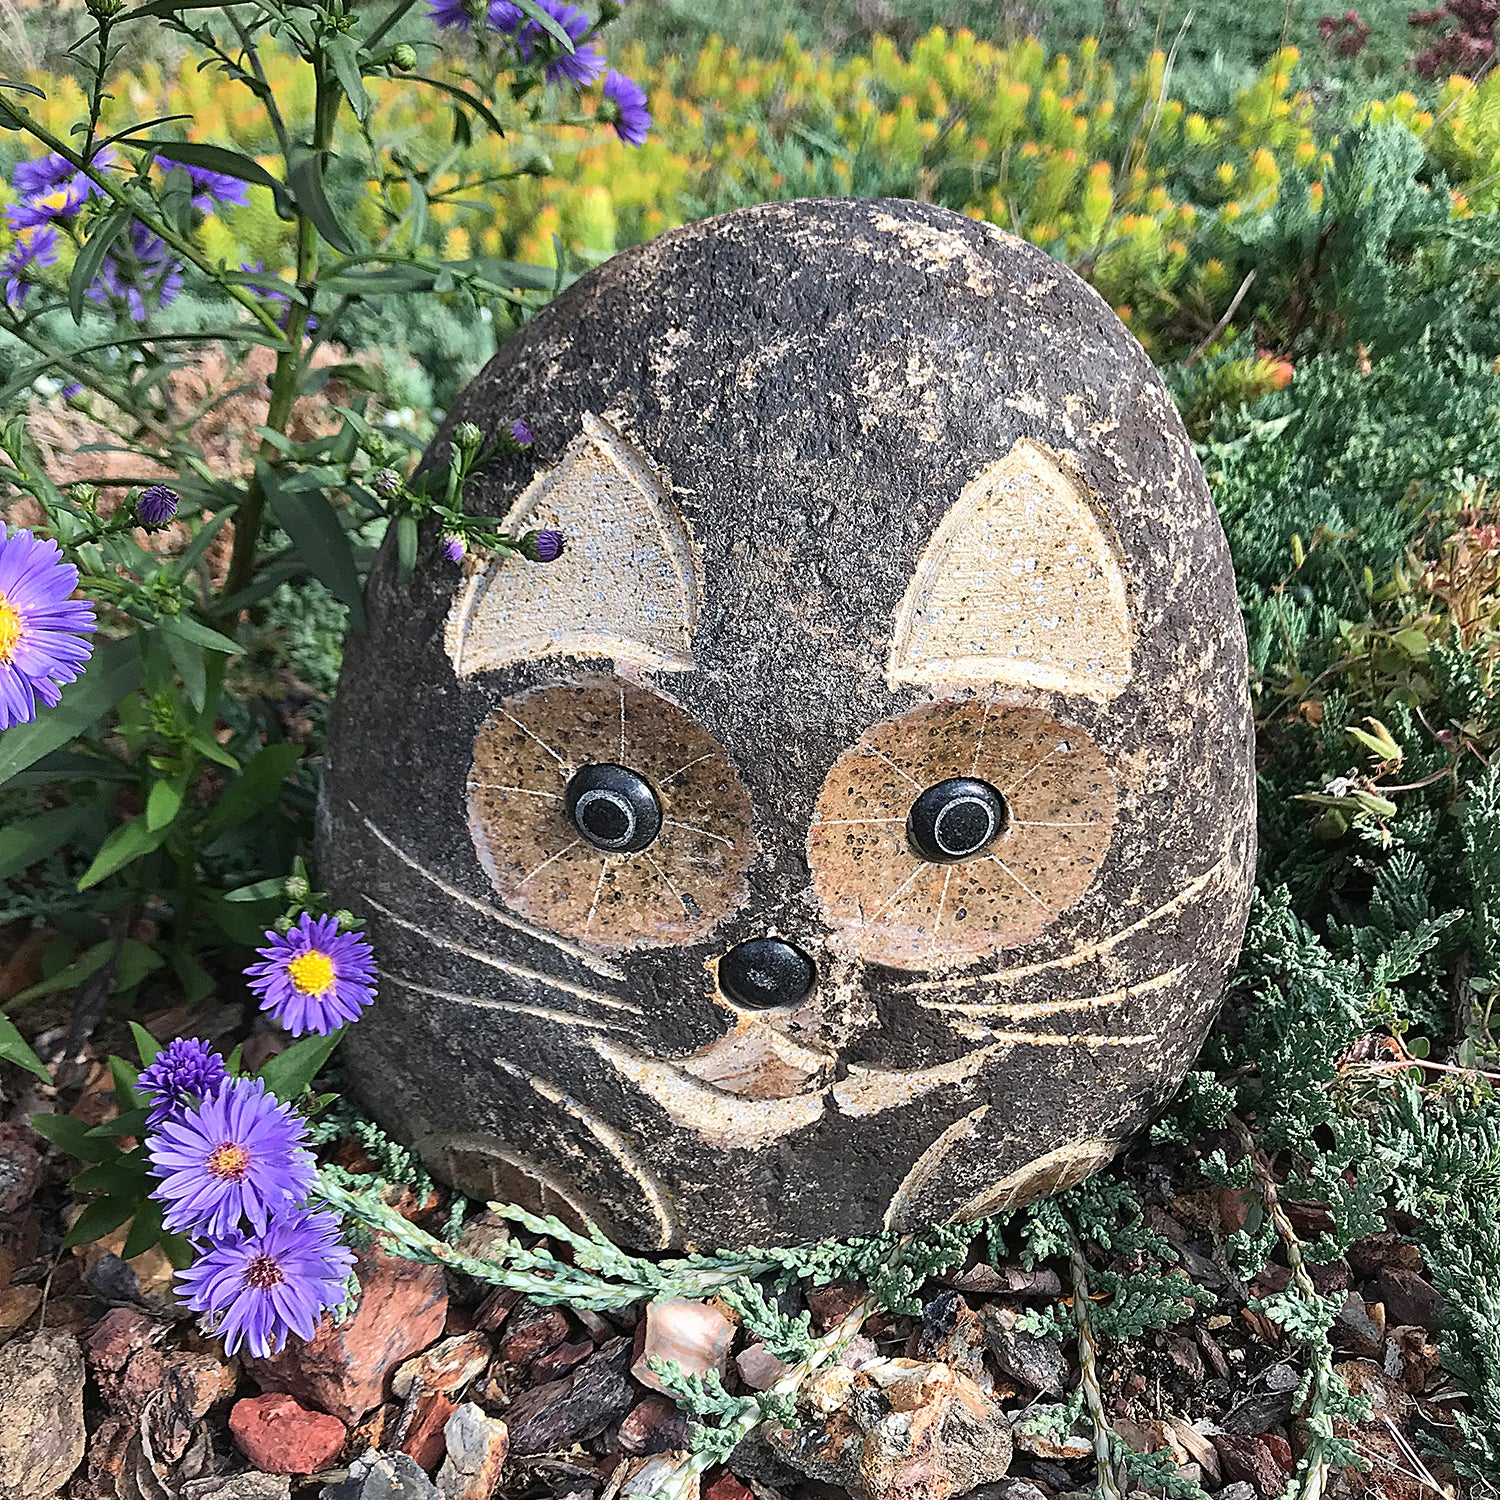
[519,1067,680,1249]
[812,816,905,826]
[663,819,734,848]
[970,699,993,776]
[659,751,715,787]
[643,853,689,916]
[891,860,1228,995]
[350,804,625,980]
[502,709,571,770]
[1011,819,1097,828]
[1004,740,1063,795]
[519,840,582,887]
[918,963,1189,1019]
[583,860,612,937]
[856,864,925,958]
[929,866,956,957]
[618,685,627,762]
[985,854,1048,909]
[470,783,564,801]
[365,895,642,1014]
[869,745,924,791]
[385,974,631,1036]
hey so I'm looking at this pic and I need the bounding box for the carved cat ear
[887,438,1133,700]
[445,413,699,677]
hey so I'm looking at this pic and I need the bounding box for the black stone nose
[564,763,662,853]
[907,776,1009,863]
[718,936,817,1010]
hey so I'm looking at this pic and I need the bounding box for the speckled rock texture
[320,196,1256,1249]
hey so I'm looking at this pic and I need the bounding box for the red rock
[1372,1267,1443,1328]
[230,1394,346,1475]
[1260,1432,1294,1471]
[473,1286,520,1333]
[618,1395,689,1455]
[85,1308,167,1416]
[806,1283,865,1332]
[244,1245,447,1423]
[1210,1434,1286,1499]
[703,1473,754,1500]
[495,1303,570,1368]
[400,1391,457,1473]
[531,1338,593,1383]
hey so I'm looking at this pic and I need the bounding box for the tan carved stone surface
[321,197,1256,1248]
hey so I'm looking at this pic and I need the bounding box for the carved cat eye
[565,763,663,853]
[906,777,1009,863]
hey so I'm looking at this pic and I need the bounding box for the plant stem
[1070,1241,1126,1500]
[223,56,336,603]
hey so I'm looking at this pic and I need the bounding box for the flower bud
[509,418,534,447]
[283,874,311,901]
[370,467,402,500]
[441,533,467,564]
[453,421,483,453]
[519,528,564,564]
[136,483,180,528]
[390,43,417,70]
[333,909,358,931]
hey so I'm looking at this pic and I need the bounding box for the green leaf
[63,1195,136,1249]
[0,637,143,788]
[122,1199,166,1260]
[188,730,241,771]
[146,778,184,832]
[397,514,418,576]
[405,74,510,140]
[259,463,366,624]
[160,625,207,712]
[157,613,243,656]
[31,1110,114,1163]
[143,140,291,213]
[0,804,93,880]
[89,1105,150,1138]
[114,939,164,995]
[108,1055,141,1111]
[513,0,575,50]
[77,814,166,891]
[0,1014,49,1082]
[224,876,288,903]
[287,148,356,254]
[68,203,131,323]
[8,940,112,1007]
[130,1020,162,1066]
[201,742,302,839]
[74,1155,150,1195]
[326,35,372,124]
[259,1028,346,1102]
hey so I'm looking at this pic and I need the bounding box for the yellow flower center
[205,1141,252,1182]
[288,949,336,996]
[0,593,23,666]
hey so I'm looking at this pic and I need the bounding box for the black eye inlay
[907,777,1009,863]
[718,937,817,1010]
[564,763,663,853]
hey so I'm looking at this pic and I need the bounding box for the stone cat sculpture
[320,196,1256,1249]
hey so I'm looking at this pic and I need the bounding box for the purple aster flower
[6,149,113,232]
[441,533,467,563]
[428,0,474,27]
[245,913,378,1037]
[147,1076,317,1237]
[176,1209,355,1358]
[0,527,96,732]
[11,153,76,200]
[603,71,651,147]
[181,163,251,212]
[488,0,524,26]
[89,223,184,323]
[510,418,533,446]
[519,527,564,563]
[517,0,605,87]
[137,1037,229,1127]
[136,484,180,528]
[3,224,59,310]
